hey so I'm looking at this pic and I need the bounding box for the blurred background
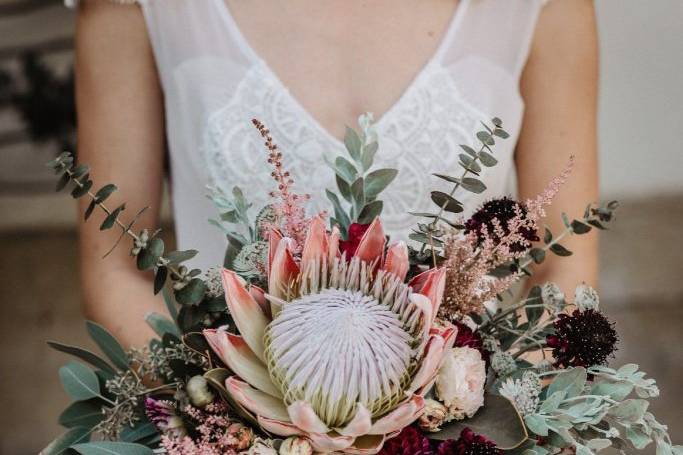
[0,0,681,453]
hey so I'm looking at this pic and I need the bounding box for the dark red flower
[547,309,618,368]
[465,197,539,252]
[452,320,489,363]
[339,222,371,258]
[444,428,501,455]
[378,427,434,455]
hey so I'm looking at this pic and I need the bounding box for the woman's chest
[223,0,460,141]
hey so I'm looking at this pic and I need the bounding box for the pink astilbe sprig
[159,402,253,455]
[441,157,574,318]
[252,119,315,256]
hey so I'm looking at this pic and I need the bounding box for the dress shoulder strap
[438,0,545,79]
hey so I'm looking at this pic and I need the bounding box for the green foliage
[71,441,154,455]
[86,321,129,371]
[59,361,101,401]
[47,341,116,375]
[59,399,105,428]
[41,427,91,455]
[325,113,397,237]
[411,118,509,251]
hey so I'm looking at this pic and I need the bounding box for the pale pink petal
[268,237,300,302]
[344,435,386,454]
[248,285,271,320]
[407,334,446,394]
[222,269,269,362]
[409,293,433,344]
[301,216,328,266]
[267,228,283,276]
[307,432,355,452]
[336,403,372,437]
[409,267,446,318]
[257,416,304,437]
[225,377,290,422]
[354,218,386,266]
[287,401,330,434]
[203,330,280,397]
[383,241,409,281]
[328,225,341,259]
[368,395,425,435]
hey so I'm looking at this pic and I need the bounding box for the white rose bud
[435,347,486,421]
[417,399,448,432]
[186,375,215,408]
[279,436,314,455]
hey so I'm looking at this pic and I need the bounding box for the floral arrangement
[42,115,680,455]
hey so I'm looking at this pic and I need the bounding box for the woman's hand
[75,0,166,347]
[517,0,600,293]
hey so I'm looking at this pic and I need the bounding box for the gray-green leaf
[72,441,154,455]
[59,361,101,401]
[86,321,129,371]
[357,200,383,224]
[365,169,398,199]
[41,427,91,455]
[344,126,362,162]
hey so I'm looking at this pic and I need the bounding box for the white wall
[596,0,683,198]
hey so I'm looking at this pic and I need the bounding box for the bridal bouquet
[42,116,679,455]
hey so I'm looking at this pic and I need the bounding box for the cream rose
[435,346,486,421]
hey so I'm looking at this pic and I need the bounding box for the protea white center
[265,288,417,427]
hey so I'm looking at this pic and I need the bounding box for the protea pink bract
[204,217,456,453]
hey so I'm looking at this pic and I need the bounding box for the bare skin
[76,0,598,347]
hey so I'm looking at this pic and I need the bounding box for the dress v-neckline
[213,0,469,148]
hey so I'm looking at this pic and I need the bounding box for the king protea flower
[204,217,456,453]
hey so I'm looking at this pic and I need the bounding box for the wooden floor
[0,196,681,454]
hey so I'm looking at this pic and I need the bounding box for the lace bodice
[132,0,544,270]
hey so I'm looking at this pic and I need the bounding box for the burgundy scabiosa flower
[465,197,539,252]
[379,427,434,455]
[452,320,490,364]
[442,428,501,455]
[547,308,618,368]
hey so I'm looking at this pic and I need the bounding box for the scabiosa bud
[546,309,618,368]
[186,375,215,408]
[541,282,565,314]
[378,427,434,455]
[451,428,502,455]
[573,283,600,311]
[465,197,539,252]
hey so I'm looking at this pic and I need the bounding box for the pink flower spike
[354,218,386,266]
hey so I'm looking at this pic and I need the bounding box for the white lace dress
[76,0,546,271]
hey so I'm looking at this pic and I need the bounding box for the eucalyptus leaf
[550,243,573,257]
[120,421,158,442]
[494,128,510,139]
[524,414,550,437]
[459,144,478,157]
[47,341,115,375]
[460,177,487,194]
[344,126,362,162]
[86,321,129,371]
[477,131,495,146]
[364,169,398,199]
[59,361,101,401]
[153,266,168,295]
[544,227,553,244]
[165,249,198,265]
[94,184,117,203]
[358,200,383,224]
[459,154,482,173]
[529,248,546,264]
[429,394,527,449]
[59,399,104,429]
[72,441,154,455]
[136,237,164,271]
[145,312,181,338]
[84,200,97,221]
[431,191,463,213]
[547,367,587,399]
[175,278,207,306]
[571,220,592,234]
[478,151,498,167]
[71,180,93,199]
[99,204,125,231]
[41,427,91,455]
[56,172,70,192]
[71,164,90,179]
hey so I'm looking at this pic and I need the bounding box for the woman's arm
[76,0,166,347]
[517,0,600,292]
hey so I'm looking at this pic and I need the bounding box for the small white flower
[574,283,600,311]
[491,350,517,377]
[186,375,215,408]
[605,427,620,438]
[435,347,486,421]
[246,438,278,455]
[498,371,541,416]
[541,282,565,313]
[279,436,313,455]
